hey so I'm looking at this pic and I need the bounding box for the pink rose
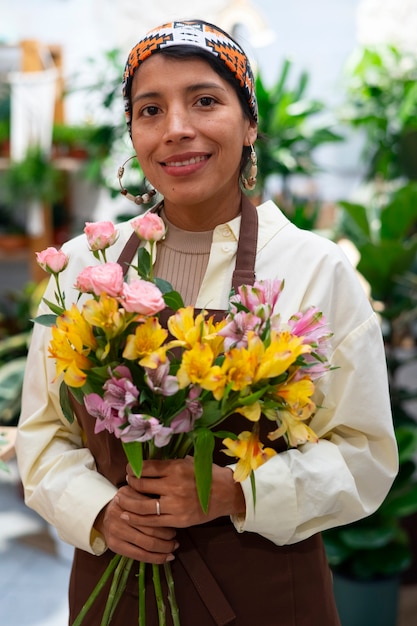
[84,221,118,251]
[75,263,124,297]
[120,279,165,314]
[131,213,166,242]
[36,247,69,274]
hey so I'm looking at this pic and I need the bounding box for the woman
[16,20,397,626]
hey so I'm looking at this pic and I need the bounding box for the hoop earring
[117,155,157,205]
[241,145,257,191]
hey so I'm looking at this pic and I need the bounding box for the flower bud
[84,221,118,251]
[131,213,166,243]
[36,247,69,275]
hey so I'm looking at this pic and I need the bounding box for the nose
[162,105,195,142]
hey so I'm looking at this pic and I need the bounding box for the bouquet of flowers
[35,212,333,625]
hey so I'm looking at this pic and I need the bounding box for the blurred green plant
[0,280,46,426]
[255,58,343,197]
[324,423,417,580]
[339,44,417,181]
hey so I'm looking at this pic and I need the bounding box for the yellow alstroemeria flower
[176,342,223,389]
[83,294,128,340]
[49,326,93,387]
[122,316,168,367]
[251,330,311,383]
[168,306,205,347]
[201,315,227,357]
[267,408,318,448]
[207,345,257,401]
[235,401,262,422]
[168,307,226,354]
[223,430,277,482]
[275,377,316,418]
[57,304,97,352]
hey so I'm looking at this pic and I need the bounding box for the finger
[108,529,178,564]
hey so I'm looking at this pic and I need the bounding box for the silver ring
[156,499,161,516]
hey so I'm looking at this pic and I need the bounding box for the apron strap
[116,195,258,288]
[232,193,258,290]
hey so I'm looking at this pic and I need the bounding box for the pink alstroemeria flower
[84,221,118,252]
[103,365,139,417]
[120,415,173,447]
[218,311,263,350]
[144,360,179,396]
[230,279,284,319]
[84,393,125,435]
[36,247,69,275]
[170,388,203,434]
[288,308,332,355]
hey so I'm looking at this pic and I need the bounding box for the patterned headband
[122,20,258,133]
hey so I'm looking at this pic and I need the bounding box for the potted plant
[0,146,65,250]
[323,180,417,625]
[323,422,417,626]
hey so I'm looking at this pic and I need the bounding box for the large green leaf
[123,441,143,478]
[194,428,215,514]
[0,357,26,424]
[339,523,396,550]
[381,183,417,240]
[356,238,417,301]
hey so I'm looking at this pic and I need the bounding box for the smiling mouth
[163,155,210,167]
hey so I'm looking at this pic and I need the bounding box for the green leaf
[41,298,64,316]
[136,247,151,279]
[68,386,85,406]
[198,401,223,428]
[59,382,74,424]
[32,313,58,327]
[122,441,143,478]
[163,290,185,310]
[339,523,396,550]
[194,428,215,514]
[338,201,371,238]
[250,471,257,508]
[154,277,175,294]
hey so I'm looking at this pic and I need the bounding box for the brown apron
[68,196,341,625]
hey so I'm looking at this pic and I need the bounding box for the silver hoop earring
[241,145,257,191]
[117,156,157,205]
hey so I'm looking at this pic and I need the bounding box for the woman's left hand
[125,457,245,527]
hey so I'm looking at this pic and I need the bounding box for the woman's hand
[123,456,246,528]
[94,486,178,564]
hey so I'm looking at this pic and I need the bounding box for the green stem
[164,562,180,626]
[152,563,166,626]
[138,561,146,626]
[108,557,134,623]
[53,273,65,309]
[100,555,131,626]
[72,554,122,626]
[148,242,154,281]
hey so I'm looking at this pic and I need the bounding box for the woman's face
[130,54,257,225]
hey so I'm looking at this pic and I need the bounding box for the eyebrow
[131,82,226,105]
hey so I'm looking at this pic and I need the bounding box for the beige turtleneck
[153,211,213,305]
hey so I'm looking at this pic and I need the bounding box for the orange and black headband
[122,20,258,133]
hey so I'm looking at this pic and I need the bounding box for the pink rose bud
[131,213,166,243]
[120,279,165,315]
[75,263,124,297]
[84,221,118,251]
[36,247,69,274]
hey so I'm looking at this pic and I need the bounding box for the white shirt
[16,200,398,553]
